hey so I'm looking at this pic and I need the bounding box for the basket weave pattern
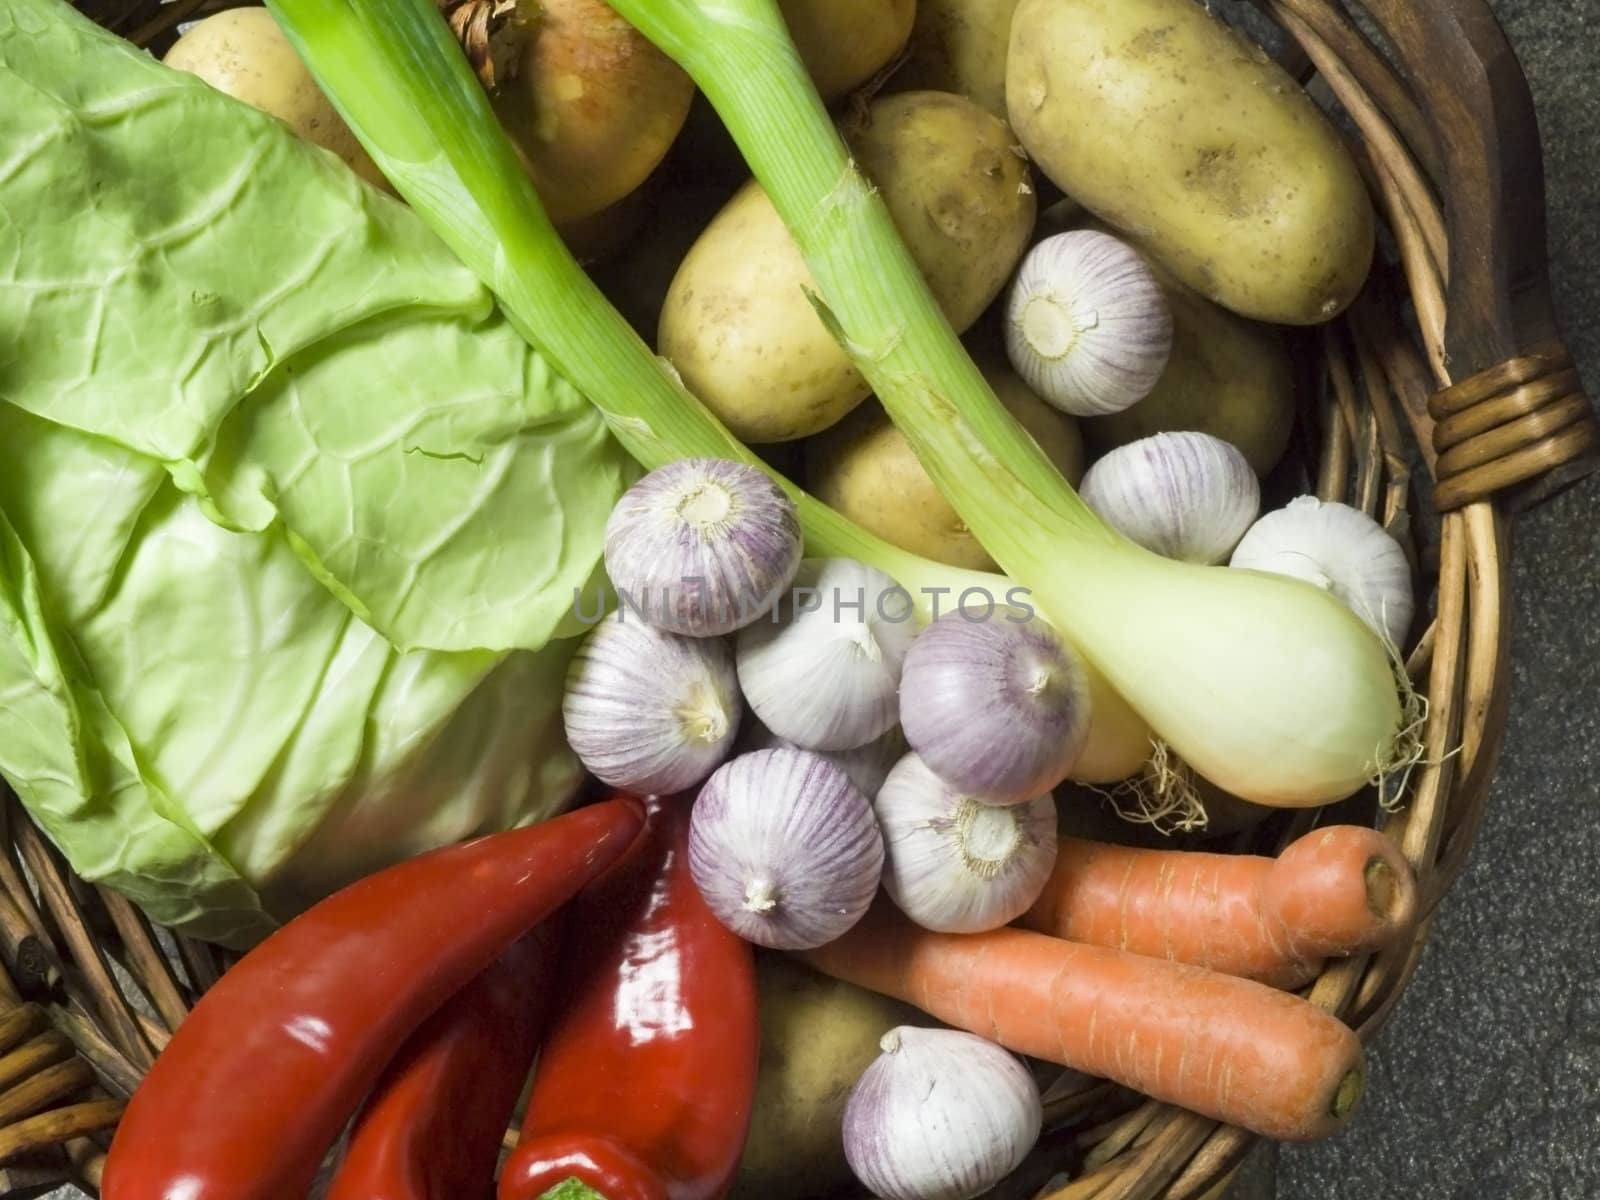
[2,0,1597,1195]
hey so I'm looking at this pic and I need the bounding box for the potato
[1047,232,1292,480]
[660,91,1036,443]
[163,9,384,187]
[894,0,1022,116]
[1006,0,1374,325]
[492,0,695,226]
[731,955,924,1200]
[1039,212,1294,474]
[780,0,918,101]
[1084,278,1295,476]
[807,350,1083,569]
[663,1,917,192]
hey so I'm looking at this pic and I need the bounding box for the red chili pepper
[103,797,645,1200]
[499,795,758,1200]
[326,922,562,1200]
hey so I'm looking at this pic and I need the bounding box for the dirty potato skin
[895,0,1023,117]
[1084,236,1295,474]
[730,956,924,1200]
[1006,0,1374,325]
[492,0,695,226]
[164,9,385,187]
[779,0,917,101]
[660,91,1036,443]
[663,0,915,192]
[1086,276,1296,476]
[808,350,1084,569]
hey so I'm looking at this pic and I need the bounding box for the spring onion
[266,0,1404,806]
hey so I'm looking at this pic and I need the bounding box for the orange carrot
[797,902,1365,1142]
[1018,826,1418,988]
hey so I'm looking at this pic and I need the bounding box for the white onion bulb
[562,612,740,793]
[603,458,803,636]
[1229,496,1415,650]
[844,1026,1042,1200]
[688,748,885,949]
[735,558,917,751]
[899,613,1090,803]
[875,753,1057,933]
[1004,230,1173,417]
[1080,431,1261,564]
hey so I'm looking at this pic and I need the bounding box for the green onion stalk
[267,0,1404,807]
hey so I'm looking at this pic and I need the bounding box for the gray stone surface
[36,2,1600,1199]
[1274,0,1600,1196]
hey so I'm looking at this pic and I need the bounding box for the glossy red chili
[327,923,562,1200]
[499,794,759,1200]
[103,798,645,1200]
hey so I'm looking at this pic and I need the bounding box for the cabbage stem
[268,0,1399,806]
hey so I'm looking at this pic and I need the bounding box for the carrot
[1018,826,1418,988]
[797,902,1365,1142]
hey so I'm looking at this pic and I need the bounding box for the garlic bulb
[1229,496,1415,650]
[688,748,885,949]
[739,718,909,799]
[875,753,1057,933]
[603,458,803,636]
[898,613,1090,803]
[843,1026,1042,1200]
[1080,431,1260,564]
[563,612,740,793]
[735,558,918,751]
[1004,230,1173,417]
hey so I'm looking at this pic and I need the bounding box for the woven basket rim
[2,0,1596,1196]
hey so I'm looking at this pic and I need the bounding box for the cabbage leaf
[0,0,628,944]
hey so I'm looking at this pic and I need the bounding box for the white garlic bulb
[1004,230,1173,416]
[1229,496,1415,650]
[603,458,803,636]
[735,558,918,751]
[1080,431,1261,564]
[843,1026,1043,1200]
[875,753,1058,934]
[562,612,741,794]
[738,717,909,799]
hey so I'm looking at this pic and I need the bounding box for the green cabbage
[0,0,633,945]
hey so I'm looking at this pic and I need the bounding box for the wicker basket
[2,0,1596,1195]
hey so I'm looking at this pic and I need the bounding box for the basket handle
[1355,0,1598,510]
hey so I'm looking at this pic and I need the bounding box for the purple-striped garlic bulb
[899,613,1091,803]
[1081,431,1260,564]
[603,458,802,636]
